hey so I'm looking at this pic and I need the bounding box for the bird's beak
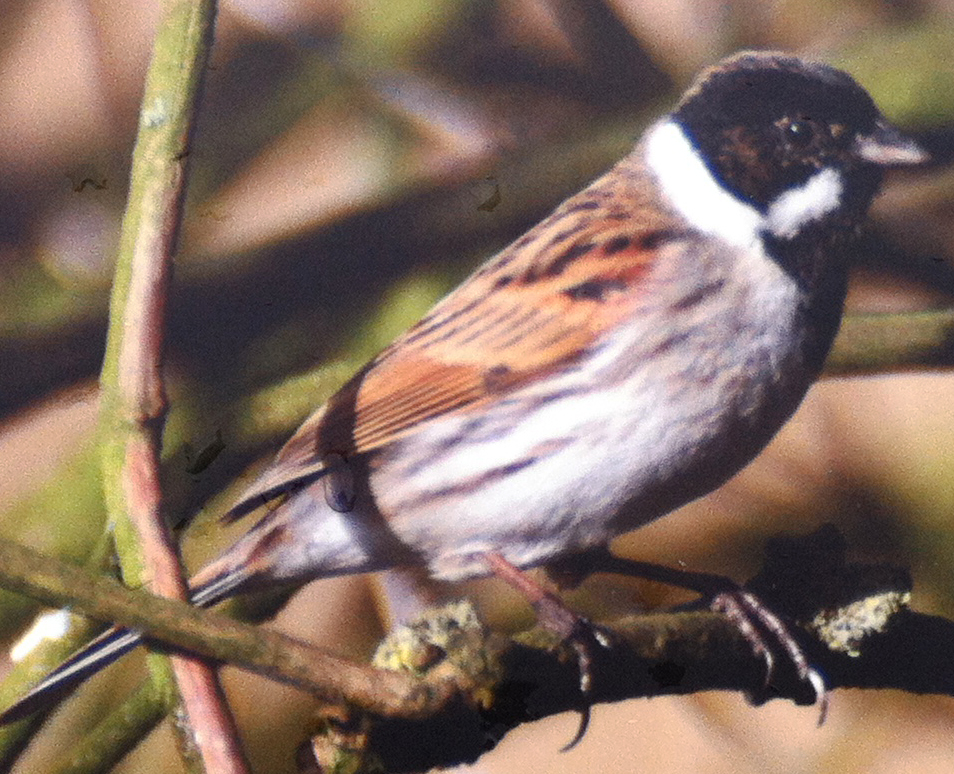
[854,117,930,166]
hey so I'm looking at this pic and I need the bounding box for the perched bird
[1,50,927,725]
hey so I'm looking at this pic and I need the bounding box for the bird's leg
[482,551,610,750]
[550,547,828,722]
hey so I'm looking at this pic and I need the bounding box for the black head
[673,51,926,217]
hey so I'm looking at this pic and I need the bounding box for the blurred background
[1,0,954,771]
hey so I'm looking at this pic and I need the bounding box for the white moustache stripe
[765,167,843,238]
[646,120,844,244]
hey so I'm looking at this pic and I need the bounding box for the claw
[560,700,591,752]
[593,628,613,650]
[482,552,612,750]
[558,620,611,751]
[713,591,773,687]
[808,668,829,726]
[557,551,832,723]
[713,588,829,716]
[560,620,613,749]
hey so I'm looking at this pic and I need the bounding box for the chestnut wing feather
[226,177,681,520]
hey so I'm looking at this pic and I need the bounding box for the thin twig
[827,308,954,374]
[95,0,248,771]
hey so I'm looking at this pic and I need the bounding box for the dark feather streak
[563,278,628,302]
[602,235,632,255]
[543,242,595,277]
[637,228,685,250]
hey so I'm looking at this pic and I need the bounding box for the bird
[1,50,928,726]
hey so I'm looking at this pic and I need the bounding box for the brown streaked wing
[226,179,685,520]
[341,215,681,452]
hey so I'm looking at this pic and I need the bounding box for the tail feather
[0,626,143,725]
[0,573,243,726]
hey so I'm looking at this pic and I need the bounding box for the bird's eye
[784,119,813,148]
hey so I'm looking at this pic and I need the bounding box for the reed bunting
[2,50,928,725]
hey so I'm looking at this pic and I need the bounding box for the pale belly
[373,291,814,580]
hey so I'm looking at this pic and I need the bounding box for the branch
[827,308,954,374]
[94,0,241,771]
[300,526,939,772]
[300,601,951,774]
[2,527,951,774]
[0,538,448,718]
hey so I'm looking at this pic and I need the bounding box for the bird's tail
[1,465,360,725]
[0,626,144,725]
[0,572,243,726]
